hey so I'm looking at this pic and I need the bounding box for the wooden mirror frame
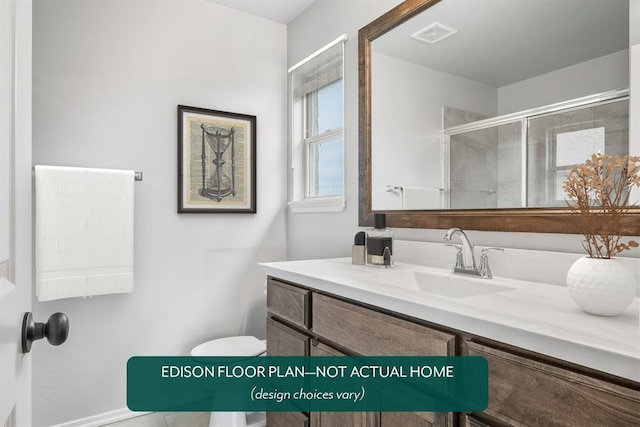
[358,0,640,235]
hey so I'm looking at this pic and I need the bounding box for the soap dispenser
[366,213,394,268]
[352,231,366,265]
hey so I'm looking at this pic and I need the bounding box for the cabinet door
[267,411,309,427]
[460,414,491,427]
[266,319,310,427]
[466,340,640,426]
[310,341,372,427]
[308,342,452,427]
[312,412,369,427]
[266,318,309,356]
[312,294,456,427]
[379,411,453,427]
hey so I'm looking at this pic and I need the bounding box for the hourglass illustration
[200,124,236,202]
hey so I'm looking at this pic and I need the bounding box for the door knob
[21,312,69,353]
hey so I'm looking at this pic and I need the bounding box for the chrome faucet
[443,228,503,278]
[443,228,477,273]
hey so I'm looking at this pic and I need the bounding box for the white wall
[288,0,640,259]
[31,0,287,425]
[497,50,630,115]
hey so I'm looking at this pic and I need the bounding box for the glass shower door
[448,121,523,209]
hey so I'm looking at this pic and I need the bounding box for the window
[289,35,346,213]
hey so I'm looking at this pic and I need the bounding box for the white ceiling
[203,0,317,24]
[372,0,629,88]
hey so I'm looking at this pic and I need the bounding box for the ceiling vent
[411,23,458,44]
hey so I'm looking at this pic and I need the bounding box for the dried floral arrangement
[563,153,640,258]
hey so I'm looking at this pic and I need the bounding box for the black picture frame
[178,105,257,213]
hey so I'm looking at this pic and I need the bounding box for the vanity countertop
[260,258,640,383]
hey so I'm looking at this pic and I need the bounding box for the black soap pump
[366,213,394,268]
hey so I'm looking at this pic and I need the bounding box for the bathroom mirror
[359,0,640,234]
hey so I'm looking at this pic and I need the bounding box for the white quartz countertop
[260,258,640,383]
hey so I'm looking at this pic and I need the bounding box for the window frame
[288,35,346,214]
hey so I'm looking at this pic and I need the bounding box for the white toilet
[191,336,267,427]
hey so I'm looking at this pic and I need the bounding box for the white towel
[35,166,135,301]
[401,186,441,209]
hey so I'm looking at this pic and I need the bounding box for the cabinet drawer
[266,318,309,356]
[266,411,309,427]
[312,294,455,356]
[267,278,311,329]
[466,341,640,427]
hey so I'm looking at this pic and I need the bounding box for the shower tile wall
[527,99,629,207]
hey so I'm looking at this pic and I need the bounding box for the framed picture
[178,105,257,213]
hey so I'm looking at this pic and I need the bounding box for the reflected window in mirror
[527,97,629,207]
[289,35,346,212]
[553,127,605,202]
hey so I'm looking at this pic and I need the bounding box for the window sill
[288,196,345,213]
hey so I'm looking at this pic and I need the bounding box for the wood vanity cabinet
[266,277,454,427]
[265,277,640,427]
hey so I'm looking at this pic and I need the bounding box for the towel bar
[385,184,444,192]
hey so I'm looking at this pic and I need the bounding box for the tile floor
[102,412,210,427]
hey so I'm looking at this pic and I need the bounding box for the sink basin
[365,270,515,298]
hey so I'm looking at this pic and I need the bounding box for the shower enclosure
[444,89,629,209]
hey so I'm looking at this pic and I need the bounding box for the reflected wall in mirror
[359,0,640,233]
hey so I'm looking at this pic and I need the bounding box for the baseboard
[48,408,150,427]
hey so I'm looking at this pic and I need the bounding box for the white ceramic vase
[566,257,636,316]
